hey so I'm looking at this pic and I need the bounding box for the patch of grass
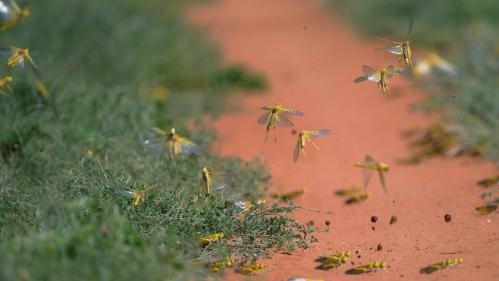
[0,1,310,280]
[329,0,499,163]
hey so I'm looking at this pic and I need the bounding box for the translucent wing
[362,65,375,75]
[378,170,388,193]
[209,171,232,177]
[293,138,301,162]
[276,113,294,127]
[284,109,304,117]
[309,129,331,138]
[209,171,232,190]
[121,190,135,198]
[144,128,166,148]
[143,137,169,157]
[362,155,376,189]
[386,65,395,78]
[375,46,403,55]
[375,37,400,45]
[365,155,376,164]
[143,137,164,148]
[257,111,272,125]
[212,182,228,191]
[394,67,412,78]
[363,168,374,189]
[361,65,381,82]
[353,75,368,83]
[367,72,381,82]
[260,105,273,110]
[176,137,201,154]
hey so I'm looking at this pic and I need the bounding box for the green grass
[0,1,312,280]
[329,0,499,163]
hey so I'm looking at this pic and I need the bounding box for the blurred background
[330,0,499,162]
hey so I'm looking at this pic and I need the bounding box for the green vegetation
[0,1,313,280]
[330,0,499,163]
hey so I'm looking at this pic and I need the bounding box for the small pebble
[371,216,378,223]
[376,244,383,251]
[357,255,361,259]
[444,214,452,223]
[389,215,398,225]
[372,226,375,231]
[325,220,330,226]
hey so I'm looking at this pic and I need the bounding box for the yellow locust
[354,65,406,94]
[354,155,389,193]
[208,257,233,272]
[346,261,387,274]
[294,129,330,162]
[144,127,200,159]
[0,0,29,32]
[316,251,350,270]
[0,44,41,78]
[271,187,307,201]
[198,232,224,246]
[0,75,13,96]
[257,103,304,141]
[201,167,231,194]
[122,186,154,206]
[420,258,463,274]
[375,20,414,66]
[235,263,265,275]
[414,52,457,78]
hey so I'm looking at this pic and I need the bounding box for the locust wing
[308,129,331,138]
[209,171,232,191]
[293,137,301,162]
[257,111,272,125]
[362,155,377,189]
[276,113,294,127]
[374,45,403,55]
[175,136,201,154]
[378,169,388,193]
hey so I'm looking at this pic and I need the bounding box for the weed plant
[0,1,310,280]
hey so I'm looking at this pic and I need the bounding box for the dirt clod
[371,216,378,223]
[372,226,375,231]
[325,220,330,226]
[444,214,452,222]
[389,215,397,225]
[376,244,383,251]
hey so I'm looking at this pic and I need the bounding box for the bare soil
[189,0,499,280]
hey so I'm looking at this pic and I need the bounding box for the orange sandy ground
[188,0,499,280]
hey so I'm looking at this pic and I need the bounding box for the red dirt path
[188,0,499,280]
